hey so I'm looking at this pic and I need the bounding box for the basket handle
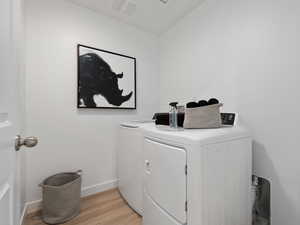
[76,170,82,176]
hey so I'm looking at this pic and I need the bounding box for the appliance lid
[141,123,251,146]
[120,120,154,128]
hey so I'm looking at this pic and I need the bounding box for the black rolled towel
[208,98,219,105]
[198,100,208,107]
[186,102,199,108]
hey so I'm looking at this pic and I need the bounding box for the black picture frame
[77,44,136,109]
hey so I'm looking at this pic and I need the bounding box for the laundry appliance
[117,121,151,215]
[142,124,252,225]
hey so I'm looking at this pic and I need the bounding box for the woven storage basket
[40,170,82,224]
[183,103,223,129]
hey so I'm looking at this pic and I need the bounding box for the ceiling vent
[123,2,137,16]
[112,0,137,16]
[160,0,169,4]
[112,0,126,11]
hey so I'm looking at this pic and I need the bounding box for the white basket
[183,103,223,129]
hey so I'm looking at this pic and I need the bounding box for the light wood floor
[23,188,142,225]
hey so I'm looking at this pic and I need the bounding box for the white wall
[24,0,300,223]
[25,0,159,203]
[160,0,300,224]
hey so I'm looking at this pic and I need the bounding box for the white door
[0,0,36,225]
[0,0,21,223]
[0,0,18,223]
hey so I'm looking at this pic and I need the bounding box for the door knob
[15,135,38,151]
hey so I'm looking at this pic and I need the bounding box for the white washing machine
[142,124,252,225]
[117,121,152,215]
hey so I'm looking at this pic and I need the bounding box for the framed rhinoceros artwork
[77,44,136,109]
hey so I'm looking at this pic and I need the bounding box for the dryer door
[143,192,183,225]
[144,138,186,224]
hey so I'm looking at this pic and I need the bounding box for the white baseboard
[24,199,42,215]
[20,179,118,224]
[81,179,118,197]
[19,203,27,225]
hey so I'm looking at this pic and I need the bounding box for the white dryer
[117,121,152,215]
[142,124,252,225]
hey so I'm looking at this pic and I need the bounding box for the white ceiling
[67,0,205,34]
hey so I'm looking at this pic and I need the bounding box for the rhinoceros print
[78,52,134,108]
